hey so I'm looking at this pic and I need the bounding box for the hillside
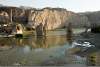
[0,6,89,30]
[80,11,100,27]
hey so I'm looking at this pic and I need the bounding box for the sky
[0,0,100,12]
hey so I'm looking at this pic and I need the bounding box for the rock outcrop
[28,8,89,30]
[0,6,89,30]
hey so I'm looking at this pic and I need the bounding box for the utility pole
[10,9,13,24]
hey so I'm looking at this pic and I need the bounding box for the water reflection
[0,38,14,51]
[30,35,67,48]
[0,35,87,66]
[35,36,47,48]
[0,29,99,66]
[0,35,68,66]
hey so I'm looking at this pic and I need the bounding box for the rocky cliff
[80,11,100,27]
[0,6,89,30]
[27,8,89,30]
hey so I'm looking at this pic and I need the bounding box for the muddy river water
[0,29,99,66]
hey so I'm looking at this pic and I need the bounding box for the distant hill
[79,11,100,27]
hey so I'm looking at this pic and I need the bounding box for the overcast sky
[0,0,100,12]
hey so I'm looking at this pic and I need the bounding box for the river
[0,28,99,66]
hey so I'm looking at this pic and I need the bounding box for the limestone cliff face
[0,7,89,30]
[28,8,89,30]
[28,8,70,30]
